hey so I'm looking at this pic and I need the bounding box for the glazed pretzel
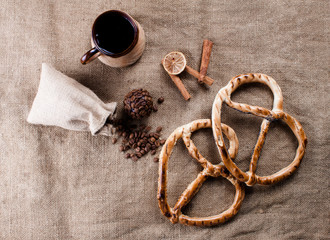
[212,73,307,186]
[157,119,245,226]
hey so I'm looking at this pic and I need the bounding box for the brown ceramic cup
[81,10,145,67]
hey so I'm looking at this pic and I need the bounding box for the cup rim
[92,10,139,58]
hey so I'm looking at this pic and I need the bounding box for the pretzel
[157,119,245,226]
[212,73,307,186]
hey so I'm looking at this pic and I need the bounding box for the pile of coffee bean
[123,89,156,120]
[109,119,165,162]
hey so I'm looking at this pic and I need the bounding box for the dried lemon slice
[162,52,187,75]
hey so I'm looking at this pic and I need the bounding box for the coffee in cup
[81,10,145,67]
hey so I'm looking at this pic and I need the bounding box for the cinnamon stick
[168,74,191,100]
[185,65,214,86]
[198,40,213,84]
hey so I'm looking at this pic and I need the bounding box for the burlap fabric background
[0,0,328,239]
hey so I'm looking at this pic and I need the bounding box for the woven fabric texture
[0,0,328,239]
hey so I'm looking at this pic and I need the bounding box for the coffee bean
[136,152,142,158]
[125,153,131,158]
[153,157,159,162]
[157,97,164,104]
[119,145,124,151]
[153,105,158,112]
[112,138,117,144]
[160,139,166,145]
[156,126,162,133]
[150,137,156,143]
[144,126,152,132]
[151,150,156,155]
[132,155,138,161]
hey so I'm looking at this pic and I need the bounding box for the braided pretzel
[212,73,307,186]
[157,119,245,226]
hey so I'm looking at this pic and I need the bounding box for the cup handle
[81,47,101,65]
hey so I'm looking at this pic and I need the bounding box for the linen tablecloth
[0,0,328,239]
